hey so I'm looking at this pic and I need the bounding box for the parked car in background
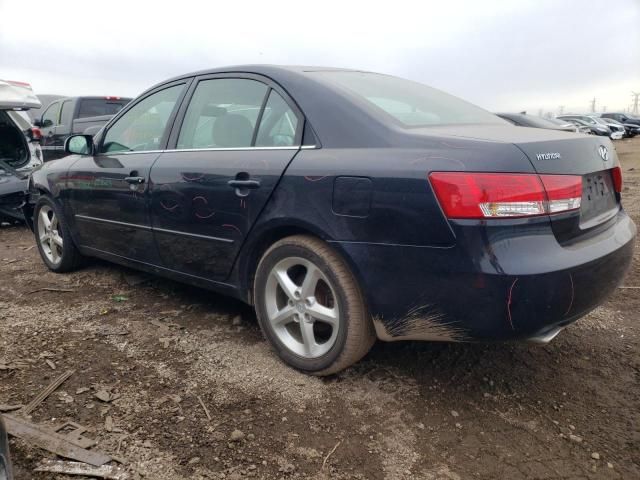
[34,96,132,161]
[26,66,635,375]
[595,115,639,138]
[25,94,65,123]
[587,115,625,140]
[0,417,13,480]
[557,115,612,137]
[601,112,640,127]
[496,112,580,133]
[546,117,592,134]
[0,80,43,223]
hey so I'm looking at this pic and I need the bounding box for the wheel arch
[234,218,336,304]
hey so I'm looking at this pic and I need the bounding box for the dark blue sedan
[25,66,636,375]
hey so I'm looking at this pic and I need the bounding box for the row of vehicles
[497,111,640,139]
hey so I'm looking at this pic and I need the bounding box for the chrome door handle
[227,179,260,189]
[124,176,145,184]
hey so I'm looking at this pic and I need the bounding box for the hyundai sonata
[25,66,636,375]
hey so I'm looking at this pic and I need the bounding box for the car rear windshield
[313,71,506,127]
[77,99,129,119]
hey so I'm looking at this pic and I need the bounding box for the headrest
[212,114,253,148]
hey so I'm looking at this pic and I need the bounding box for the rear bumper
[333,210,636,342]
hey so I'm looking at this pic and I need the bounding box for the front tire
[34,196,83,272]
[254,235,375,376]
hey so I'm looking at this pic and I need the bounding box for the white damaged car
[0,79,43,223]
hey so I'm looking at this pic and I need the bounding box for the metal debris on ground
[54,422,97,449]
[34,459,128,479]
[0,405,22,413]
[21,370,74,416]
[1,414,112,466]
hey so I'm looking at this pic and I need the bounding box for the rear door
[65,81,189,264]
[149,74,303,281]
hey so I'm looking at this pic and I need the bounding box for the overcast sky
[1,0,638,115]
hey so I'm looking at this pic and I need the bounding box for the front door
[149,76,303,281]
[65,82,188,265]
[39,100,62,161]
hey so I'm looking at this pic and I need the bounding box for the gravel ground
[1,138,639,480]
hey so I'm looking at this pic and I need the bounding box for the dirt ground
[1,138,639,480]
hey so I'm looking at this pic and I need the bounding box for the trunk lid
[0,80,41,110]
[416,125,620,241]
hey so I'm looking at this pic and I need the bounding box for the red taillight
[612,166,623,193]
[429,172,582,219]
[105,96,121,100]
[30,127,42,141]
[538,175,582,213]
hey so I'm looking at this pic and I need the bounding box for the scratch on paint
[181,172,205,182]
[304,175,328,182]
[506,278,518,330]
[160,200,179,212]
[564,273,574,316]
[222,224,242,235]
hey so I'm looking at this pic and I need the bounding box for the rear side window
[77,99,129,119]
[101,85,184,153]
[255,90,299,147]
[177,79,268,149]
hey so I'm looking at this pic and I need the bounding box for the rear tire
[254,235,375,376]
[34,196,83,272]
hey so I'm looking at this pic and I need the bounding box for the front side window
[101,85,184,153]
[41,102,60,127]
[314,71,506,127]
[177,78,268,149]
[255,90,299,147]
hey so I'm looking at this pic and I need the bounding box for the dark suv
[601,112,640,127]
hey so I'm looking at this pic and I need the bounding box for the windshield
[314,71,506,127]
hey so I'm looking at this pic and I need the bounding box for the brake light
[29,127,42,141]
[611,166,623,193]
[429,172,582,219]
[105,96,121,100]
[539,175,582,213]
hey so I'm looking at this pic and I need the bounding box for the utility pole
[602,106,607,113]
[632,92,640,115]
[558,105,565,115]
[590,97,596,113]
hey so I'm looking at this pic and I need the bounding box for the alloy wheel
[37,205,63,265]
[264,257,340,358]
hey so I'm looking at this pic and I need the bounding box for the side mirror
[32,118,43,127]
[65,134,94,155]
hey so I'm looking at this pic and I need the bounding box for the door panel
[149,148,298,280]
[66,153,161,264]
[64,82,188,264]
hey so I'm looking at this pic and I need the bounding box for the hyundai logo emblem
[598,145,609,162]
